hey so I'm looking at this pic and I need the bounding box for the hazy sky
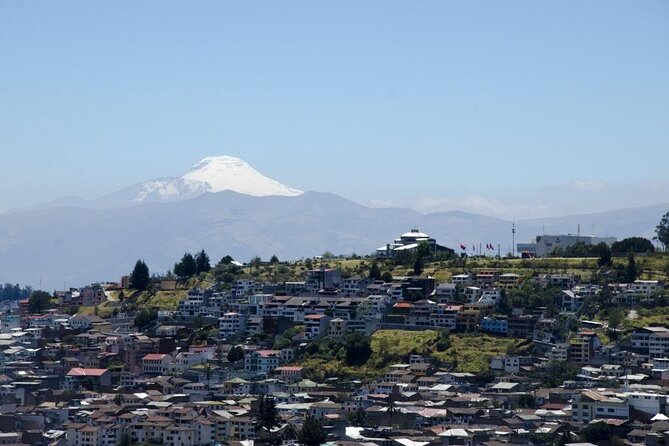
[1,1,668,218]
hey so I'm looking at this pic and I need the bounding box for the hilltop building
[518,234,617,257]
[376,229,452,257]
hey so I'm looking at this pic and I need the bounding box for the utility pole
[511,221,516,258]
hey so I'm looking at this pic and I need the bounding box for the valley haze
[0,156,665,290]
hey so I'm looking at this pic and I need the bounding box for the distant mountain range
[1,156,666,289]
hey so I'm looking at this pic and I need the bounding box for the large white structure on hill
[376,229,451,257]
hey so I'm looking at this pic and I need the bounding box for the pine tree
[195,249,211,274]
[624,254,638,283]
[258,395,280,433]
[368,261,381,281]
[298,415,326,446]
[413,257,423,275]
[596,243,612,267]
[130,259,150,291]
[656,210,669,250]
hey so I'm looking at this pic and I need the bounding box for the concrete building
[142,353,174,375]
[518,234,617,258]
[219,312,248,339]
[632,327,669,358]
[571,389,629,424]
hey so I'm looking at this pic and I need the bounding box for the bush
[345,334,372,366]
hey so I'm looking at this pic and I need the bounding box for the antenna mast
[512,221,516,257]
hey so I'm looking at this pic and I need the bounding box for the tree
[195,250,211,274]
[298,415,326,446]
[623,254,638,283]
[656,210,669,249]
[368,262,381,281]
[174,252,197,280]
[515,394,536,408]
[607,307,625,331]
[258,395,280,437]
[416,240,433,260]
[119,432,132,446]
[270,254,279,264]
[593,243,612,267]
[227,345,245,362]
[345,333,372,366]
[612,237,655,254]
[249,256,263,269]
[134,309,158,329]
[381,271,393,282]
[284,424,298,440]
[580,421,614,443]
[218,255,235,265]
[130,259,150,291]
[413,257,423,276]
[28,290,51,313]
[0,283,32,301]
[347,407,368,426]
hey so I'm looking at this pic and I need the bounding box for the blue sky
[1,1,668,218]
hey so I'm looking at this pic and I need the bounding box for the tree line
[129,249,246,291]
[0,283,32,301]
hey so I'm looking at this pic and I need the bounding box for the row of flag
[460,243,497,251]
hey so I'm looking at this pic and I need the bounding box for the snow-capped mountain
[182,156,302,197]
[98,155,302,207]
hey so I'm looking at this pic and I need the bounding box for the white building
[628,280,663,295]
[571,389,629,424]
[142,353,174,375]
[219,312,248,339]
[520,234,617,258]
[632,327,669,359]
[376,229,451,257]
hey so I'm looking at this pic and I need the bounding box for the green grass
[369,329,440,366]
[435,333,528,373]
[132,290,187,311]
[77,301,117,318]
[296,329,528,380]
[624,307,669,330]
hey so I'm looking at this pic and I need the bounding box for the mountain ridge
[1,156,666,289]
[0,189,665,290]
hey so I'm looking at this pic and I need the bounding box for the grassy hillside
[435,333,530,373]
[298,329,527,381]
[240,254,669,284]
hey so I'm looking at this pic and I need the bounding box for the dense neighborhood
[1,226,669,446]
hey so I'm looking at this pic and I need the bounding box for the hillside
[298,329,529,381]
